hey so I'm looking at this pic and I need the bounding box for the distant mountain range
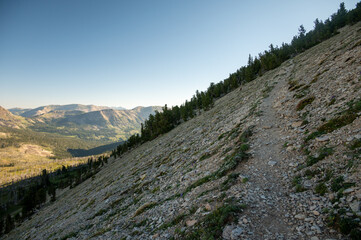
[9,104,125,117]
[0,104,162,157]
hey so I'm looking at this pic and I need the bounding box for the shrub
[304,169,319,178]
[159,213,187,230]
[331,176,344,192]
[318,113,357,133]
[305,131,324,142]
[318,98,361,133]
[349,138,361,150]
[288,80,304,91]
[306,147,334,166]
[339,217,359,235]
[60,232,78,240]
[0,218,3,236]
[181,203,245,239]
[133,202,157,217]
[296,96,315,111]
[239,144,250,152]
[184,127,252,195]
[292,176,302,186]
[221,173,240,191]
[295,184,306,192]
[4,214,14,234]
[315,182,328,196]
[200,152,212,161]
[350,228,361,240]
[239,127,253,143]
[330,176,355,193]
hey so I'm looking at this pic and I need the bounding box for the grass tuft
[306,147,334,166]
[296,96,315,111]
[315,182,328,196]
[133,202,157,217]
[318,113,357,133]
[180,203,245,239]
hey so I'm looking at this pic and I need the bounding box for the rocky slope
[3,23,361,240]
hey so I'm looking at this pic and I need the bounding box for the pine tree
[298,25,306,38]
[336,2,347,27]
[347,2,361,24]
[49,185,56,202]
[245,54,254,82]
[4,214,14,234]
[0,217,4,236]
[41,169,50,187]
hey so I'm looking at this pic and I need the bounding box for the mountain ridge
[8,104,154,117]
[10,104,112,117]
[2,104,162,143]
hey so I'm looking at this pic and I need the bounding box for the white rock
[286,146,294,152]
[343,188,354,194]
[304,180,313,188]
[295,214,306,220]
[312,210,320,216]
[346,136,354,142]
[186,220,197,227]
[231,227,243,239]
[292,121,303,128]
[316,135,329,142]
[350,201,360,212]
[204,203,212,211]
[289,162,298,167]
[311,225,321,234]
[222,225,233,240]
[268,161,277,166]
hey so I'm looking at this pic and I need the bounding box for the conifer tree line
[112,2,361,158]
[0,155,109,236]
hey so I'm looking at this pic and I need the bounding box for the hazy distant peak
[14,104,111,117]
[111,106,127,110]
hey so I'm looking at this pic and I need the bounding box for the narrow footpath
[234,61,341,240]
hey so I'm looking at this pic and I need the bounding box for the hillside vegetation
[0,145,89,187]
[6,105,162,142]
[0,125,102,187]
[0,105,160,187]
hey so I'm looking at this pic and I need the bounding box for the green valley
[0,104,161,187]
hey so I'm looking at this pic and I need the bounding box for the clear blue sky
[0,0,358,109]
